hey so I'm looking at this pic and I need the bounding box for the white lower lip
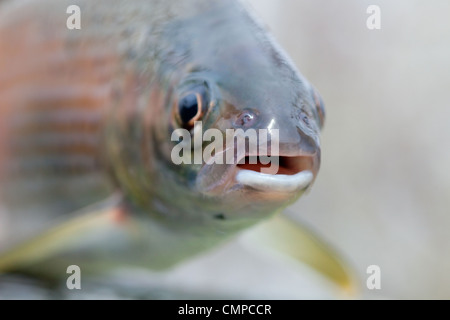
[236,169,314,192]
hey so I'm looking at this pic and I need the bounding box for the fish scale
[0,1,118,219]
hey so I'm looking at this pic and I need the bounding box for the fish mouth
[235,154,317,193]
[196,148,320,197]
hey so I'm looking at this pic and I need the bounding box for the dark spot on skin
[235,111,257,128]
[242,114,252,124]
[214,213,226,220]
[302,114,310,126]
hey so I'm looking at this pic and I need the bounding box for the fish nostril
[235,111,257,128]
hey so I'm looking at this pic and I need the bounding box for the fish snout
[196,108,321,196]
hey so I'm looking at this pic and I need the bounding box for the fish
[0,0,351,293]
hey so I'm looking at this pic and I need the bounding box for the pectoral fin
[241,214,358,297]
[0,196,130,274]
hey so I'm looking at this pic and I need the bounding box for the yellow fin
[242,214,358,297]
[0,196,125,274]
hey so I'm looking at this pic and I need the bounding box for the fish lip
[233,152,319,193]
[196,150,320,196]
[235,168,314,193]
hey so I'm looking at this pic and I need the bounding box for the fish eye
[176,85,209,129]
[179,93,201,124]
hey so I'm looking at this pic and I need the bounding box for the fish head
[156,72,324,227]
[164,71,324,223]
[136,2,325,227]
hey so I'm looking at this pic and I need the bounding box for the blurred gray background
[246,0,450,299]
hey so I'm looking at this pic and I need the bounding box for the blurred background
[1,0,449,299]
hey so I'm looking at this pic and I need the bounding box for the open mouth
[235,155,316,193]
